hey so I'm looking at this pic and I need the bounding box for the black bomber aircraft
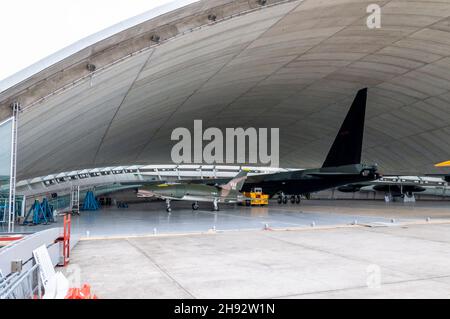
[239,88,380,204]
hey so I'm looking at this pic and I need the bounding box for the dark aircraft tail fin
[322,88,367,168]
[221,170,249,191]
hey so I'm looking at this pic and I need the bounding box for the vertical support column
[8,102,19,233]
[155,168,162,181]
[21,195,26,218]
[137,168,143,181]
[70,185,80,215]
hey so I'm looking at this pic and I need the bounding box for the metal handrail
[0,272,20,289]
[0,263,42,299]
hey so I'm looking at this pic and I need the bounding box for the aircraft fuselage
[241,164,380,197]
[138,183,244,203]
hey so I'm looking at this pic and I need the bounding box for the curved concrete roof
[1,0,450,180]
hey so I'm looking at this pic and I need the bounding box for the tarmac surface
[6,199,445,238]
[59,200,450,298]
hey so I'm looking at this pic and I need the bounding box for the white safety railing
[0,264,42,299]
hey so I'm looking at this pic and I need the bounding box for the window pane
[0,118,12,194]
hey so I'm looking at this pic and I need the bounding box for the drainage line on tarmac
[124,238,196,299]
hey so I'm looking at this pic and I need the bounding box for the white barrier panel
[0,228,63,276]
[33,245,69,299]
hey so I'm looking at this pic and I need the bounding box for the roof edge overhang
[0,0,294,121]
[0,0,199,94]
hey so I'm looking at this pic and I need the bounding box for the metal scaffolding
[70,185,80,215]
[8,102,19,233]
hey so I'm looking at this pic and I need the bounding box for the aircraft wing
[121,180,166,187]
[136,188,185,200]
[425,174,450,183]
[122,178,230,187]
[307,172,360,176]
[338,180,433,193]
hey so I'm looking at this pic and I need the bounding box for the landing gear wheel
[295,195,301,204]
[282,196,288,204]
[165,199,172,213]
[277,196,282,204]
[192,202,199,210]
[213,199,219,211]
[290,196,296,204]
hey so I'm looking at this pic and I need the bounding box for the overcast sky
[0,0,173,82]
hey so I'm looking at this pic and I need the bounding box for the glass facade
[0,118,12,223]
